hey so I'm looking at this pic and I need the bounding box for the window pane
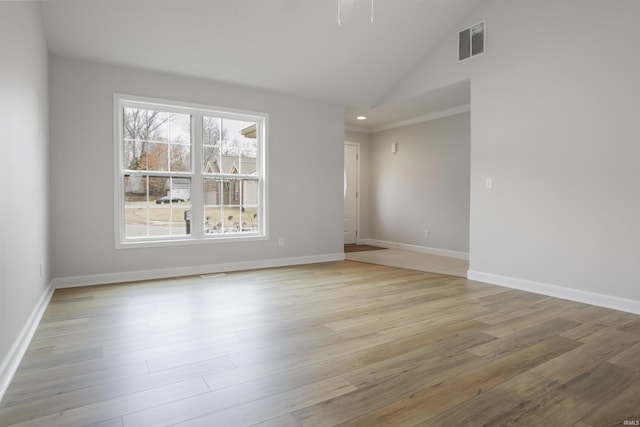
[125,108,169,141]
[203,177,221,205]
[205,206,222,234]
[223,209,241,233]
[203,178,250,234]
[241,180,258,232]
[203,145,220,173]
[239,154,257,177]
[124,174,150,238]
[124,175,146,202]
[170,144,190,172]
[169,177,191,202]
[150,112,169,142]
[169,113,190,144]
[147,142,169,171]
[221,118,257,175]
[204,178,222,235]
[123,139,146,170]
[203,116,221,146]
[203,116,221,172]
[202,178,259,235]
[238,124,258,176]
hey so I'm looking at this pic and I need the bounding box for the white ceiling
[41,0,477,127]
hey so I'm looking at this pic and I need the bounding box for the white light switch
[485,177,493,189]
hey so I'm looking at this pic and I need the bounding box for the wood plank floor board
[227,330,394,370]
[86,417,124,427]
[1,260,639,426]
[124,354,365,426]
[617,317,640,335]
[292,351,487,427]
[202,353,365,394]
[531,329,640,383]
[1,360,149,408]
[0,356,235,424]
[487,361,638,426]
[349,322,493,367]
[330,335,583,427]
[169,377,357,427]
[608,340,640,371]
[413,371,560,427]
[345,331,496,389]
[468,317,580,359]
[3,378,210,427]
[251,414,302,427]
[581,378,640,426]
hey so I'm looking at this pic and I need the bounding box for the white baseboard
[467,270,640,315]
[358,239,469,260]
[52,253,345,289]
[0,281,54,402]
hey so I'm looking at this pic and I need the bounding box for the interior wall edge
[467,270,640,316]
[0,281,54,403]
[51,253,345,289]
[359,239,469,260]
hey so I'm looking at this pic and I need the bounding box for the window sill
[115,233,268,249]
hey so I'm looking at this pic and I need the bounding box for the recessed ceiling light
[356,115,367,120]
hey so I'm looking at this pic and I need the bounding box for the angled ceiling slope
[42,0,479,117]
[346,79,470,131]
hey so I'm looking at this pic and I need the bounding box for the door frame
[344,141,361,244]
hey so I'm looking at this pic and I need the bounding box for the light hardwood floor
[1,261,640,426]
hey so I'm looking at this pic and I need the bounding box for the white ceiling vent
[459,21,485,62]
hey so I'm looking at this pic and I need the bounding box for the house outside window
[114,94,267,248]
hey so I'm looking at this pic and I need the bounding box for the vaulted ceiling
[41,0,478,129]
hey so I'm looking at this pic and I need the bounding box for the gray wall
[369,113,470,253]
[0,2,51,381]
[383,0,640,302]
[49,56,345,280]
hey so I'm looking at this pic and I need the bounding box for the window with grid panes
[115,94,267,247]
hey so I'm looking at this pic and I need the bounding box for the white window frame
[113,93,268,249]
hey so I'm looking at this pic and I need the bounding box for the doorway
[344,142,359,244]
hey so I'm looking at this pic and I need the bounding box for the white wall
[384,0,640,308]
[369,113,470,254]
[0,2,51,395]
[49,56,345,282]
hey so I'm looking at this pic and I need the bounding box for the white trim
[52,253,345,289]
[345,124,369,133]
[0,282,54,402]
[115,234,269,249]
[358,239,469,260]
[370,104,470,133]
[467,270,640,315]
[344,141,360,245]
[348,104,471,134]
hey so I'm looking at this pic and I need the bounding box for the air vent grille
[459,21,485,61]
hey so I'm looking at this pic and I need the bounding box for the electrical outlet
[485,177,493,189]
[278,237,285,247]
[424,230,429,239]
